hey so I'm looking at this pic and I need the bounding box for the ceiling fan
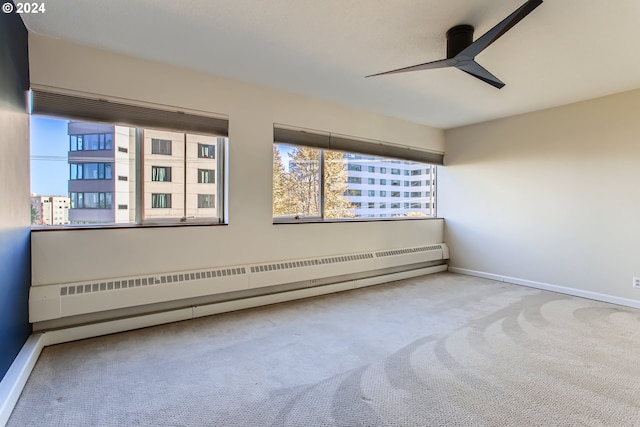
[366,0,543,89]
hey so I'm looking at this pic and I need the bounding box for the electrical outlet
[633,277,640,288]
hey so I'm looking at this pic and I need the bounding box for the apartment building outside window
[30,90,228,227]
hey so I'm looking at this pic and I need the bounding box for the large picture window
[273,144,437,220]
[29,90,228,227]
[272,125,441,221]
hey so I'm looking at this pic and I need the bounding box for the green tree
[288,147,320,216]
[272,146,353,218]
[272,146,291,216]
[30,203,40,225]
[323,151,354,218]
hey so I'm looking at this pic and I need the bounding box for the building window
[70,163,112,180]
[411,192,421,197]
[380,203,386,209]
[411,169,422,176]
[368,166,375,173]
[411,180,421,187]
[391,168,400,175]
[367,178,375,185]
[118,204,128,210]
[151,138,172,155]
[118,175,128,181]
[151,193,171,208]
[197,194,215,208]
[391,180,400,186]
[198,143,215,159]
[391,191,400,197]
[347,176,362,184]
[368,202,375,209]
[151,166,172,182]
[69,133,113,151]
[380,191,387,197]
[346,189,362,196]
[380,167,387,174]
[198,169,215,184]
[347,164,362,172]
[368,190,375,197]
[70,192,113,209]
[118,146,128,153]
[380,179,387,185]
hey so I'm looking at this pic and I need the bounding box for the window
[391,168,400,175]
[411,169,422,176]
[380,167,387,174]
[198,143,215,159]
[69,133,112,151]
[197,194,215,208]
[411,180,421,187]
[411,192,421,197]
[273,143,438,220]
[151,138,172,155]
[151,193,171,208]
[151,166,171,182]
[368,166,375,173]
[70,163,112,180]
[70,192,112,209]
[198,169,215,184]
[30,91,227,228]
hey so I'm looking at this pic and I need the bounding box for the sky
[30,116,69,195]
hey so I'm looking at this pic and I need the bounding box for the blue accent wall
[0,2,32,381]
[0,230,31,379]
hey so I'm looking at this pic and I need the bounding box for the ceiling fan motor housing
[446,25,474,58]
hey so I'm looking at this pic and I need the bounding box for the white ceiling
[20,0,640,129]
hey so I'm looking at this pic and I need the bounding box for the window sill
[273,216,442,225]
[30,221,227,232]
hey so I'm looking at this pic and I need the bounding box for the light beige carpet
[8,272,640,426]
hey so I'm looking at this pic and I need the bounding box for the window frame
[272,141,438,223]
[30,89,228,229]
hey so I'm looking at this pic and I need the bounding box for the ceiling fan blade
[455,60,505,89]
[456,0,543,61]
[366,58,457,78]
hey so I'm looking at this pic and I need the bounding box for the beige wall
[28,34,444,286]
[440,89,640,303]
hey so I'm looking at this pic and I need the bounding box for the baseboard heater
[30,244,449,327]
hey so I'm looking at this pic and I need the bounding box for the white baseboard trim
[448,267,640,310]
[0,334,45,427]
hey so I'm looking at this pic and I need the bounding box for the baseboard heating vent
[375,245,443,258]
[30,243,448,323]
[247,252,376,289]
[59,267,247,297]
